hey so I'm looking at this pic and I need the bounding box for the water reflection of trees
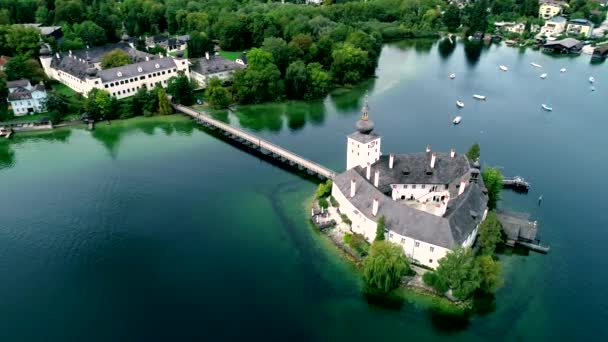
[0,143,15,170]
[393,39,436,54]
[0,129,73,170]
[464,41,483,66]
[438,38,457,60]
[234,100,328,132]
[329,78,376,114]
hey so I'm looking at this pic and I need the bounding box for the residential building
[19,23,63,41]
[539,1,564,20]
[190,52,243,88]
[39,37,189,100]
[145,35,189,53]
[566,19,594,37]
[540,16,567,37]
[235,53,248,67]
[6,79,47,116]
[495,22,527,35]
[331,101,488,269]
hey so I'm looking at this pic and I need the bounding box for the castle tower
[346,96,381,170]
[38,41,53,79]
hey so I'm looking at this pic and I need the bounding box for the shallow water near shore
[1,40,608,340]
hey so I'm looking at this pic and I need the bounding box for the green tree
[331,43,369,85]
[262,37,292,75]
[167,72,197,106]
[188,31,212,59]
[466,143,480,161]
[85,88,114,121]
[443,4,462,32]
[315,180,332,199]
[363,241,410,294]
[285,60,309,100]
[5,25,41,56]
[434,247,480,300]
[467,0,490,33]
[100,49,132,69]
[476,255,503,293]
[43,93,69,115]
[204,77,231,109]
[233,49,284,104]
[73,21,107,46]
[305,63,332,100]
[375,216,386,241]
[478,211,504,255]
[4,55,46,82]
[482,167,503,210]
[54,0,86,24]
[522,0,540,17]
[157,88,172,115]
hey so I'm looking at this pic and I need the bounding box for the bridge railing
[174,104,336,179]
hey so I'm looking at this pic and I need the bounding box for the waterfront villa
[39,36,189,99]
[540,16,567,37]
[539,1,564,20]
[566,19,594,37]
[6,79,47,116]
[331,102,488,269]
[190,52,243,88]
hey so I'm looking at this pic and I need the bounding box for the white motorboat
[530,62,542,68]
[540,73,547,79]
[560,68,566,73]
[541,104,552,111]
[456,100,464,108]
[589,76,595,83]
[449,73,456,79]
[453,116,462,124]
[499,65,508,71]
[473,94,486,100]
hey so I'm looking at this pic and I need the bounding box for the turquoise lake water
[1,40,607,340]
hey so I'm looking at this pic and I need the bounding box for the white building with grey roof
[7,79,47,116]
[39,38,189,99]
[332,101,488,269]
[190,52,244,88]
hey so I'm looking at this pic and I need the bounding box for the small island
[311,99,537,311]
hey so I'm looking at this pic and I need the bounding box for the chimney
[374,170,379,187]
[146,56,150,62]
[350,179,356,198]
[366,163,371,180]
[372,198,379,216]
[430,152,437,169]
[205,51,210,60]
[389,153,394,169]
[69,50,72,56]
[426,145,431,153]
[450,148,456,158]
[458,180,467,195]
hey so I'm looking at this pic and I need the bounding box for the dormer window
[116,71,122,77]
[137,67,143,72]
[155,63,160,69]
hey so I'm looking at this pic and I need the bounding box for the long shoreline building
[332,100,488,269]
[39,37,189,99]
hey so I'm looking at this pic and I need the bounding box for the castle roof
[191,55,243,76]
[334,169,487,248]
[97,57,178,83]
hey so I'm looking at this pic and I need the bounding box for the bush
[315,180,332,199]
[363,241,410,294]
[340,214,352,226]
[329,196,339,207]
[343,233,370,257]
[423,271,449,293]
[318,197,329,209]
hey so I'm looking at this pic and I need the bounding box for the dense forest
[0,0,606,116]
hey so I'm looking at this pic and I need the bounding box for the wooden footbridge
[174,104,337,180]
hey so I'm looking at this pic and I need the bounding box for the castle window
[415,241,420,247]
[400,238,405,244]
[429,259,433,263]
[389,233,393,239]
[430,247,434,252]
[403,185,407,189]
[421,185,425,189]
[412,185,416,189]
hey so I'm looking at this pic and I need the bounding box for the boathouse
[543,38,584,54]
[592,44,608,59]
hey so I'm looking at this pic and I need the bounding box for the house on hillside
[566,19,594,37]
[20,23,63,41]
[145,35,188,53]
[495,22,527,35]
[6,79,47,116]
[539,1,564,20]
[540,16,567,37]
[190,52,243,88]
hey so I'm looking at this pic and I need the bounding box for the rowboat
[456,100,464,108]
[453,116,462,124]
[541,104,552,111]
[473,94,486,100]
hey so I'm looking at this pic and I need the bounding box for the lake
[1,40,607,341]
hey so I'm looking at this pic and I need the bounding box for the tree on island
[432,247,480,300]
[482,167,504,210]
[375,216,386,241]
[478,211,504,256]
[466,143,480,162]
[101,49,132,69]
[363,241,410,294]
[476,254,503,293]
[157,88,172,115]
[204,77,231,109]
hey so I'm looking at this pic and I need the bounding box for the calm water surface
[1,40,607,341]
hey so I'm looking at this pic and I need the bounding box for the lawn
[51,83,78,98]
[168,48,188,58]
[219,50,242,61]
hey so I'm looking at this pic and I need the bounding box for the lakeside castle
[331,100,488,269]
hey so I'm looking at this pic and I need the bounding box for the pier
[503,176,530,192]
[174,104,337,180]
[497,210,549,253]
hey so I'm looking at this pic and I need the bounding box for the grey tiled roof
[7,80,31,89]
[335,169,486,248]
[544,38,582,49]
[50,43,152,80]
[356,153,471,195]
[8,87,33,101]
[97,57,178,82]
[348,131,380,144]
[191,56,243,76]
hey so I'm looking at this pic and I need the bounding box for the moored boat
[473,94,486,100]
[531,62,542,68]
[540,73,547,79]
[453,116,462,124]
[456,100,464,108]
[449,73,456,79]
[560,68,566,73]
[499,65,508,71]
[589,76,595,83]
[541,104,552,111]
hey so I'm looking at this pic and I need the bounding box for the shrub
[423,271,449,293]
[340,214,352,226]
[330,196,339,207]
[318,197,329,209]
[343,233,370,257]
[315,180,332,199]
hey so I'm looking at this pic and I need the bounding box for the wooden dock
[497,210,549,253]
[503,176,530,192]
[174,104,337,180]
